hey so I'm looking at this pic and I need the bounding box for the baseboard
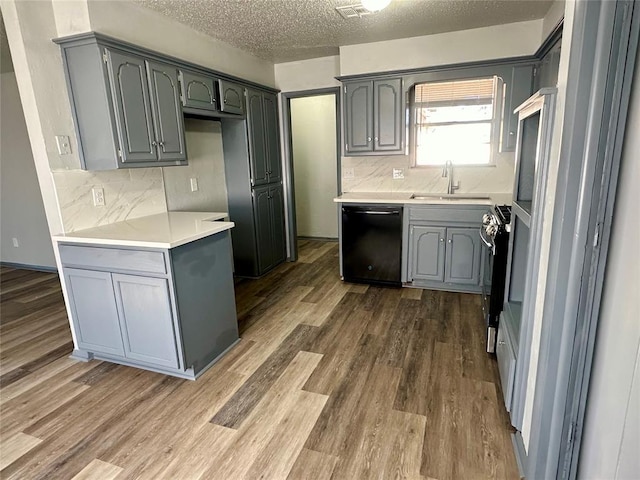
[511,431,528,479]
[1,261,58,273]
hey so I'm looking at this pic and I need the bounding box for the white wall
[290,95,338,239]
[542,0,565,42]
[274,56,340,92]
[339,20,543,76]
[162,119,228,213]
[0,72,55,268]
[577,55,640,479]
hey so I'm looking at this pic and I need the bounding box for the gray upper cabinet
[179,70,217,112]
[246,88,269,186]
[219,79,245,115]
[374,78,403,151]
[344,77,403,155]
[113,274,179,369]
[410,226,446,282]
[63,268,124,357]
[106,49,157,164]
[501,65,534,152]
[147,60,187,162]
[444,228,481,285]
[345,80,374,153]
[263,92,282,184]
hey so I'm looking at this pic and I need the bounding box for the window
[412,76,503,166]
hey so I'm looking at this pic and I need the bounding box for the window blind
[414,78,495,104]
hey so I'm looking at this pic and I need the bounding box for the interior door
[410,225,446,282]
[105,48,157,164]
[246,89,269,186]
[146,60,187,162]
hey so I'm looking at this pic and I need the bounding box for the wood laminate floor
[0,240,519,479]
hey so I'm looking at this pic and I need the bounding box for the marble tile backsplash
[342,152,516,194]
[52,168,167,232]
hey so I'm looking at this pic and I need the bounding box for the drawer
[59,244,167,275]
[408,205,485,224]
[496,320,516,412]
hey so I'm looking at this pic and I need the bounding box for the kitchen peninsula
[51,212,238,380]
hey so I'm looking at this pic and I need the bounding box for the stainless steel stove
[480,205,511,353]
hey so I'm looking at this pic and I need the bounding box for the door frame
[280,87,342,262]
[525,1,639,479]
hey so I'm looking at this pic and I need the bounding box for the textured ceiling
[137,0,554,63]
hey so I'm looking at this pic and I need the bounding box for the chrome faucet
[442,160,460,195]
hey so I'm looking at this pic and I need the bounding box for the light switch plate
[55,135,72,155]
[343,168,355,179]
[393,168,404,179]
[190,177,199,192]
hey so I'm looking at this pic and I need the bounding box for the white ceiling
[137,0,554,63]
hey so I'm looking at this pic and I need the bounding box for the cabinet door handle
[498,340,506,346]
[151,141,157,147]
[375,137,379,142]
[440,238,444,242]
[367,136,372,142]
[158,141,165,147]
[448,239,453,244]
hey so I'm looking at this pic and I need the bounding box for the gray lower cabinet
[496,317,517,412]
[405,206,484,292]
[410,226,446,282]
[179,69,218,112]
[59,234,239,379]
[444,228,482,285]
[219,79,245,115]
[253,184,286,273]
[112,274,179,369]
[63,268,124,357]
[343,77,403,155]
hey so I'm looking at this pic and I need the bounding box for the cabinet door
[263,92,282,183]
[253,185,273,273]
[410,226,446,282]
[146,61,187,163]
[502,65,534,152]
[496,322,516,412]
[246,89,269,186]
[345,81,373,153]
[63,268,124,356]
[374,78,403,151]
[179,70,217,111]
[269,184,286,266]
[444,227,481,285]
[112,274,179,369]
[105,48,157,164]
[219,80,244,115]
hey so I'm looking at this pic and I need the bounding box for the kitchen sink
[410,193,491,201]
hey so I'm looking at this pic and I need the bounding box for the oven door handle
[479,227,496,255]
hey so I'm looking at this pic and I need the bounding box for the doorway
[282,89,341,261]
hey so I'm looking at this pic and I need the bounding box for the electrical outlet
[92,187,105,206]
[190,177,199,192]
[55,135,72,155]
[12,237,19,248]
[393,168,404,179]
[343,168,355,179]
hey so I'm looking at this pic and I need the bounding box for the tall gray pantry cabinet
[222,90,286,277]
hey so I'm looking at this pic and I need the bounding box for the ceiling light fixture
[361,0,391,12]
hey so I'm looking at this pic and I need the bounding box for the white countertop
[51,212,234,249]
[334,191,512,206]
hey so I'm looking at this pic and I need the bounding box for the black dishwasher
[341,205,403,287]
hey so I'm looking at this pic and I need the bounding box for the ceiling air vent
[335,4,374,18]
